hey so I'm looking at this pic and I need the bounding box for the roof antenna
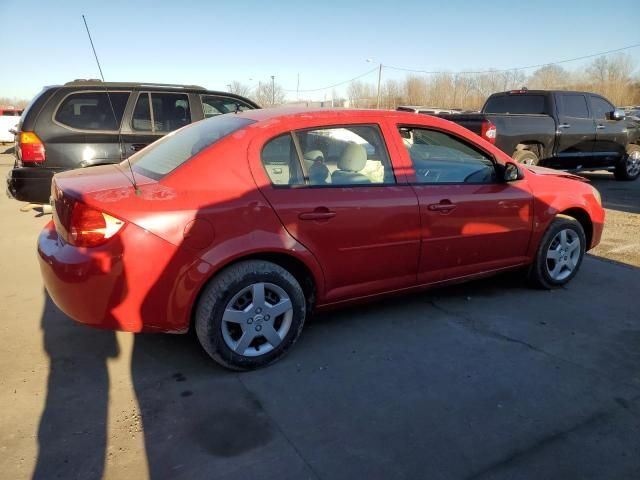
[82,14,140,195]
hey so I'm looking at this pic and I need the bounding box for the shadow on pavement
[33,293,119,479]
[580,171,640,214]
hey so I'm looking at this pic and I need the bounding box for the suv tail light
[19,131,46,163]
[481,120,497,144]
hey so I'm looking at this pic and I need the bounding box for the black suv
[7,80,260,203]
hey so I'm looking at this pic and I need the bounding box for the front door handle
[559,123,571,129]
[130,143,148,152]
[596,124,606,130]
[299,208,336,221]
[427,200,457,214]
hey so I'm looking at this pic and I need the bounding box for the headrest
[303,150,324,162]
[338,143,367,172]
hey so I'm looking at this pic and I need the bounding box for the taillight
[68,202,125,247]
[481,120,497,144]
[19,131,46,163]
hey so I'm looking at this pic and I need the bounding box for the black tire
[512,149,539,166]
[614,144,640,181]
[528,216,586,289]
[195,260,307,371]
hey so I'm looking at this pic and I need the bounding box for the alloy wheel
[545,229,581,281]
[221,282,293,357]
[626,150,640,177]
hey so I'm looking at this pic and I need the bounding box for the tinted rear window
[483,95,547,114]
[559,94,589,119]
[55,91,129,130]
[131,115,255,180]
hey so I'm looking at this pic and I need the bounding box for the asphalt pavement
[0,148,638,480]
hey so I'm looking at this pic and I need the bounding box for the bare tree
[529,65,568,89]
[347,80,375,108]
[252,80,286,106]
[0,97,30,108]
[228,80,251,98]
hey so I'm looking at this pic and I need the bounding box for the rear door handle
[299,208,336,221]
[130,143,147,152]
[559,123,571,129]
[427,201,457,213]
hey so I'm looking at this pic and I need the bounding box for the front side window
[590,96,614,121]
[202,95,253,117]
[559,94,589,119]
[132,92,191,132]
[55,91,129,130]
[400,127,497,184]
[131,115,254,180]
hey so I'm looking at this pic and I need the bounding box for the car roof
[238,107,436,123]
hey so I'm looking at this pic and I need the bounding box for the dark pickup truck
[436,90,640,181]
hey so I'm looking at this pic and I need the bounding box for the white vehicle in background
[0,107,23,143]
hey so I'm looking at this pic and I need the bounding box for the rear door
[121,91,192,156]
[250,120,421,303]
[590,94,626,167]
[554,93,596,169]
[391,124,533,284]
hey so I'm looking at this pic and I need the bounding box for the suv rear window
[55,91,129,130]
[483,95,547,114]
[202,95,253,117]
[131,115,255,180]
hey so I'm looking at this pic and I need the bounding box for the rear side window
[261,134,304,185]
[559,94,589,119]
[483,95,547,114]
[132,92,191,133]
[202,95,253,117]
[590,96,614,120]
[55,91,129,130]
[131,115,255,180]
[399,126,497,184]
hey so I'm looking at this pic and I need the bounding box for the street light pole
[271,75,275,105]
[376,63,382,109]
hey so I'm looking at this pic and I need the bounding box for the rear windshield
[130,115,255,180]
[483,94,547,114]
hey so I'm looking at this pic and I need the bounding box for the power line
[384,42,640,75]
[283,66,379,93]
[282,42,640,94]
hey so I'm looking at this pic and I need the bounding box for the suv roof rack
[63,80,207,90]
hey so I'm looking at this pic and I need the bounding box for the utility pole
[271,75,275,105]
[376,63,382,109]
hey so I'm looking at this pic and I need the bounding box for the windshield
[484,94,547,115]
[130,115,255,180]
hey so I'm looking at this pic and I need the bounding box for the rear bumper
[37,220,210,333]
[6,167,61,203]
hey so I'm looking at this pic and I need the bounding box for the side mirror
[611,109,625,121]
[503,162,522,182]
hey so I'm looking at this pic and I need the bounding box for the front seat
[331,143,370,184]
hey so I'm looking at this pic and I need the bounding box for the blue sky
[0,0,638,101]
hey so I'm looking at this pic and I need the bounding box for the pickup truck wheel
[614,145,640,181]
[528,216,586,289]
[195,260,307,371]
[512,149,539,166]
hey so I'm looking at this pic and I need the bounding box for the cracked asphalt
[0,147,638,480]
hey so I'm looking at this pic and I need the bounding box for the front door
[252,123,421,303]
[553,92,596,170]
[392,125,533,284]
[590,94,626,168]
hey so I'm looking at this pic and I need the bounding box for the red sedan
[38,109,605,370]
